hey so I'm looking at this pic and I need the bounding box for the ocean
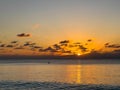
[0,59,120,90]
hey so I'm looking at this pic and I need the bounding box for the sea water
[0,59,120,89]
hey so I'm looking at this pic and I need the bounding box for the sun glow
[77,53,81,56]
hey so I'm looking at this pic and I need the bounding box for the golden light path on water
[65,65,81,84]
[0,62,120,85]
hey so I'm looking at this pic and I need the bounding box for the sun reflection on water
[65,65,82,84]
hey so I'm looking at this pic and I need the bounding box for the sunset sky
[0,0,120,56]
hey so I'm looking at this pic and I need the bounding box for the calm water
[0,59,120,85]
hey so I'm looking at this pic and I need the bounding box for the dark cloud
[44,47,57,52]
[59,40,70,44]
[104,43,109,46]
[17,33,31,37]
[74,42,81,45]
[11,41,18,43]
[78,45,87,52]
[68,45,75,47]
[61,50,71,54]
[59,40,70,47]
[113,49,120,53]
[24,42,36,46]
[60,43,68,46]
[0,44,5,47]
[105,43,120,48]
[39,48,45,52]
[14,46,24,49]
[87,39,92,42]
[0,39,120,59]
[24,42,31,46]
[80,50,120,59]
[6,45,14,48]
[38,40,89,54]
[32,46,42,49]
[53,44,61,50]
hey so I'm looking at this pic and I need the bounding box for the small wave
[0,81,120,90]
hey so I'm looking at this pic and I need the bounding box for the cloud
[0,44,5,47]
[14,46,24,49]
[87,39,92,42]
[59,40,70,44]
[17,33,31,37]
[24,42,31,46]
[39,49,45,52]
[53,44,61,50]
[11,41,18,43]
[32,24,41,30]
[23,42,36,47]
[39,47,57,52]
[113,49,120,53]
[6,45,14,48]
[104,43,109,46]
[32,46,42,49]
[78,45,88,52]
[74,42,81,45]
[61,50,71,54]
[81,50,120,59]
[105,43,120,48]
[44,47,57,52]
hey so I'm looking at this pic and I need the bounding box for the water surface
[0,59,120,86]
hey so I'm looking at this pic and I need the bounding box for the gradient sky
[0,0,120,55]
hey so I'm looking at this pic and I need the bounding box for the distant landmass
[0,51,120,60]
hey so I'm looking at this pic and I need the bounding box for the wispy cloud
[32,24,41,30]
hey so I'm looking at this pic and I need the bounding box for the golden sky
[0,0,120,56]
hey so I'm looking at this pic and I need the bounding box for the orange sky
[0,0,120,56]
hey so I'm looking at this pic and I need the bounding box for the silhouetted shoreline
[0,53,120,60]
